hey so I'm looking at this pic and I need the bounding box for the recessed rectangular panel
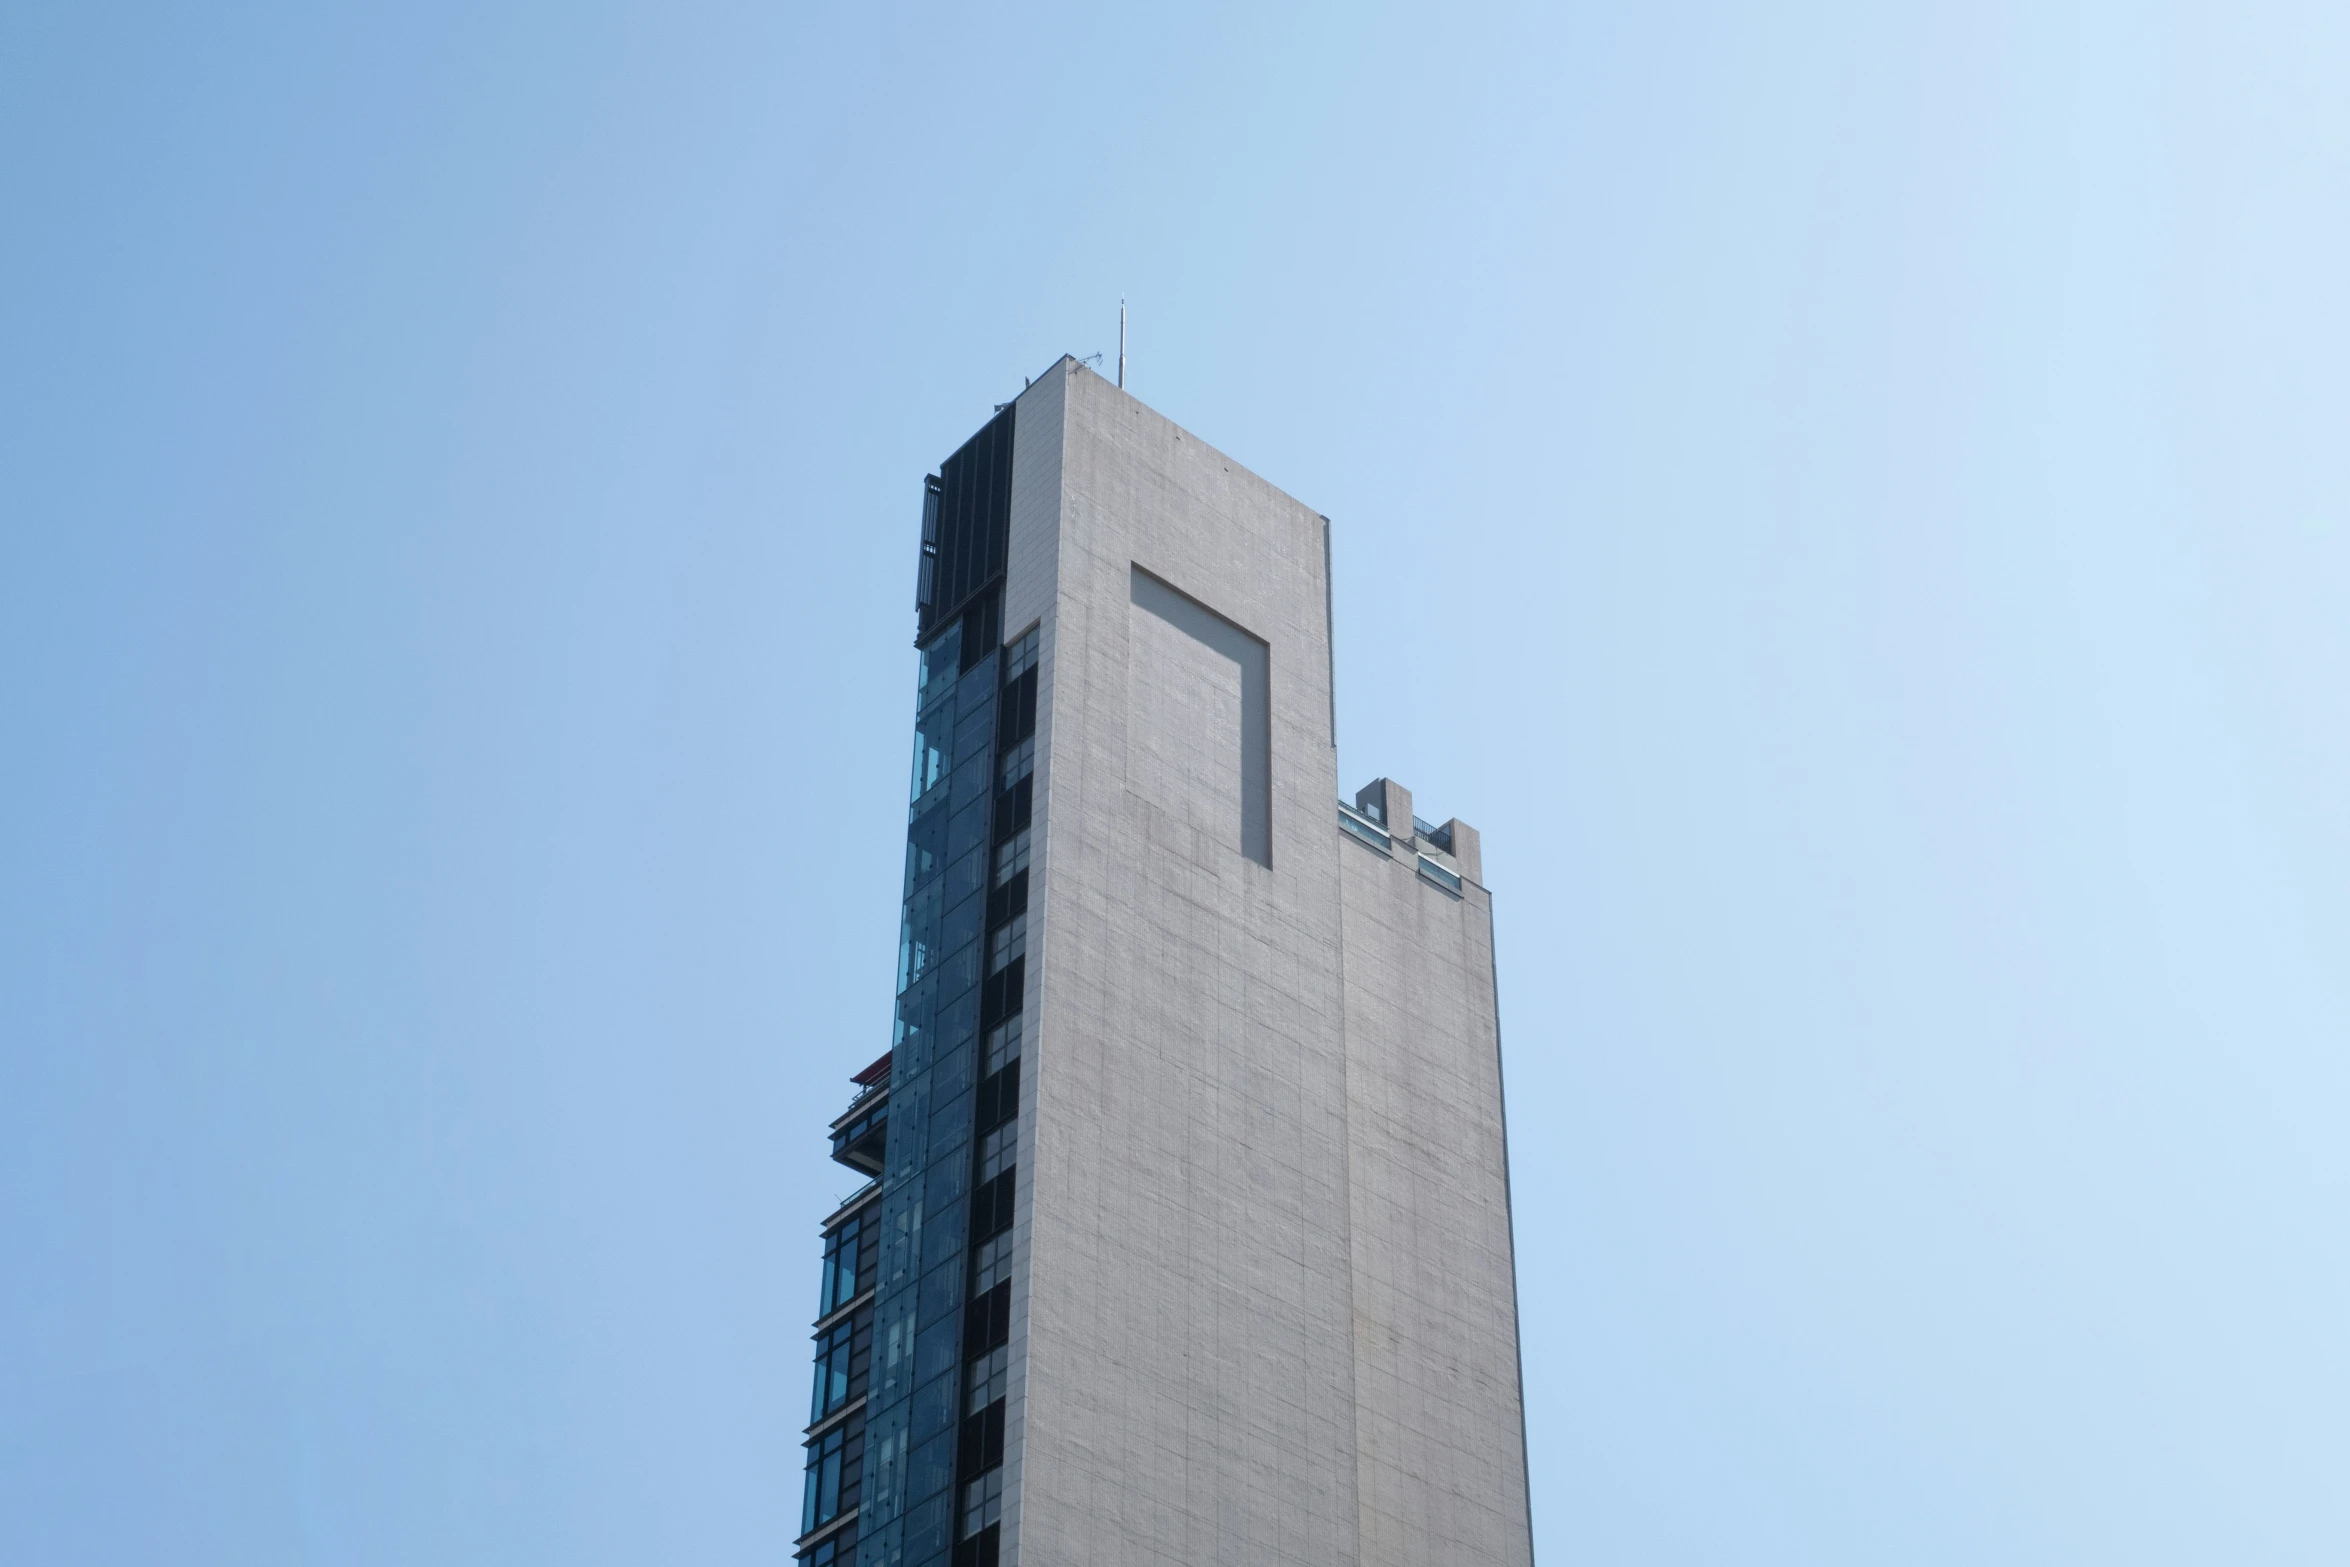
[1126,565,1271,867]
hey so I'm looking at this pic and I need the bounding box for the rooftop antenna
[1118,299,1126,389]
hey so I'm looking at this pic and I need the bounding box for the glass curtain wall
[836,590,1002,1567]
[810,398,1021,1567]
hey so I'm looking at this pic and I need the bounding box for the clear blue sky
[4,3,2344,1562]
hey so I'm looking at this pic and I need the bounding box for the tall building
[799,359,1532,1567]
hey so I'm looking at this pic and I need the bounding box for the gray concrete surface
[986,357,1530,1567]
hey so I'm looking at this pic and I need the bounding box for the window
[803,1426,848,1534]
[800,1532,853,1567]
[997,630,1040,752]
[998,736,1034,792]
[972,1229,1013,1294]
[1415,854,1463,895]
[971,1165,1015,1246]
[976,1121,1016,1185]
[899,879,942,994]
[983,1016,1022,1075]
[904,804,947,895]
[994,829,1030,886]
[966,1345,1009,1414]
[977,1057,1019,1131]
[1003,628,1039,683]
[910,718,950,805]
[810,1317,856,1421]
[819,1217,865,1315]
[915,622,962,713]
[987,914,1025,975]
[961,1468,1003,1540]
[1338,804,1392,853]
[964,1278,1011,1354]
[958,1399,1006,1484]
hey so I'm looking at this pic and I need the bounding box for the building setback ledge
[811,1288,875,1339]
[804,1394,867,1441]
[822,1181,881,1231]
[794,1506,859,1553]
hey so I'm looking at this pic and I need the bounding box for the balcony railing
[832,1077,887,1125]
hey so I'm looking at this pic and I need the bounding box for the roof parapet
[1352,777,1481,885]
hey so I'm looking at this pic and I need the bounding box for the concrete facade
[989,357,1532,1567]
[1335,828,1528,1566]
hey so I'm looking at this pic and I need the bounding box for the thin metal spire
[1118,299,1126,389]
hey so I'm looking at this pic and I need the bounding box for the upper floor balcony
[829,1052,893,1174]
